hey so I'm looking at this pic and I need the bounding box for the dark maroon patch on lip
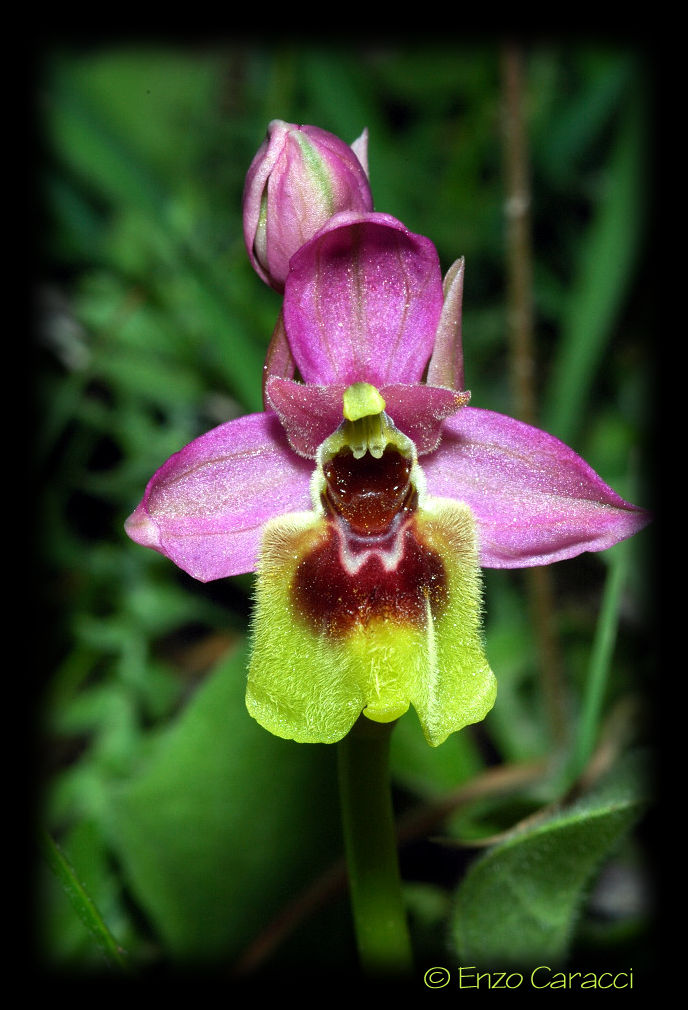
[292,447,448,637]
[323,447,415,535]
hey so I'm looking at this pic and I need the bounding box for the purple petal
[242,121,291,288]
[262,309,296,409]
[265,378,346,458]
[380,384,469,454]
[283,211,444,386]
[427,257,465,391]
[125,412,313,581]
[266,377,469,459]
[423,407,650,568]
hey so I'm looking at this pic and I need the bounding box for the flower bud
[243,120,373,291]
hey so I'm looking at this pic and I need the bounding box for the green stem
[570,542,629,782]
[337,718,413,977]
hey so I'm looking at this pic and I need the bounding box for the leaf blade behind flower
[105,639,341,961]
[450,750,649,967]
[541,85,646,446]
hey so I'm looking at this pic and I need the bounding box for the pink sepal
[125,412,313,581]
[422,407,651,567]
[284,211,444,386]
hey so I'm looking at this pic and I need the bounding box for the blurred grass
[36,42,653,977]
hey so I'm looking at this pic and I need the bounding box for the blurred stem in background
[500,42,567,746]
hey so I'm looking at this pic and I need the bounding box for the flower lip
[323,446,415,536]
[292,509,448,639]
[247,494,496,745]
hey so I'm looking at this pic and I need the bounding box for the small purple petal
[125,412,313,581]
[242,121,291,287]
[265,378,346,458]
[427,257,465,391]
[266,377,469,459]
[423,407,650,568]
[284,211,444,386]
[380,384,469,455]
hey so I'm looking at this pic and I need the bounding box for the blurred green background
[36,41,654,979]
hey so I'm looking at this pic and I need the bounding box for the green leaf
[532,51,633,186]
[541,91,647,446]
[41,829,129,971]
[46,50,220,208]
[390,711,484,798]
[105,639,341,962]
[451,751,648,968]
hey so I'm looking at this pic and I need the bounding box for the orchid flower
[125,209,649,748]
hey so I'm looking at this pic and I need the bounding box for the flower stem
[337,717,413,977]
[501,41,567,745]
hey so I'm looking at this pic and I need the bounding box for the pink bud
[242,120,373,291]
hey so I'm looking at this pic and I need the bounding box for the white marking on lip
[331,510,413,576]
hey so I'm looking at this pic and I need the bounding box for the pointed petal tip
[613,501,653,542]
[124,506,161,550]
[350,126,369,177]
